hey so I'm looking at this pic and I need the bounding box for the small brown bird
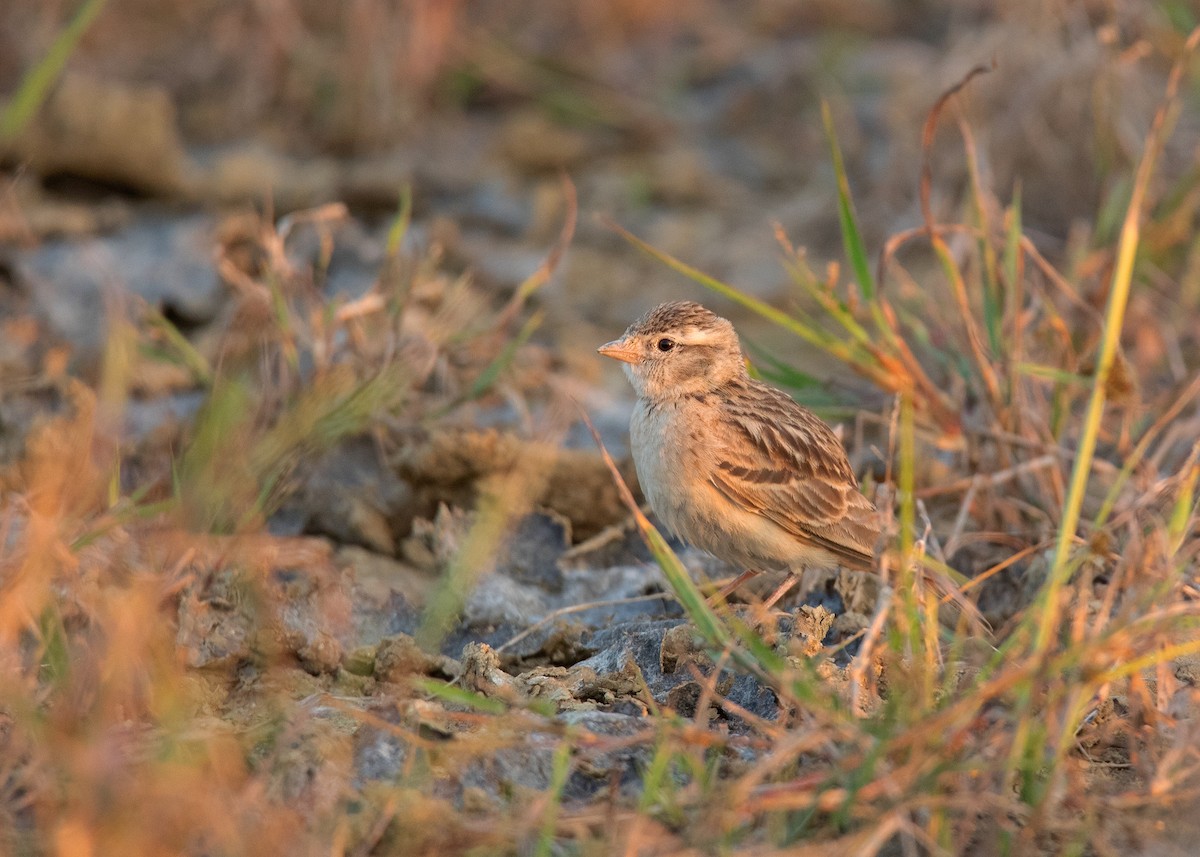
[599,300,880,606]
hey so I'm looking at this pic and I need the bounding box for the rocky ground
[3,3,1200,855]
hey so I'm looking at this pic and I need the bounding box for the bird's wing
[707,382,878,571]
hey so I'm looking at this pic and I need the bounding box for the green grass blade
[1003,188,1023,317]
[386,184,414,257]
[1035,115,1159,655]
[533,738,574,857]
[963,125,1003,357]
[413,677,510,715]
[141,305,214,386]
[743,341,823,391]
[821,101,876,301]
[466,310,543,402]
[638,738,676,814]
[37,606,71,687]
[1002,187,1024,408]
[1167,450,1199,556]
[0,0,110,140]
[1015,363,1092,386]
[780,257,874,346]
[641,519,733,654]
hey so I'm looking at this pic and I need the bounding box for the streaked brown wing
[708,381,878,571]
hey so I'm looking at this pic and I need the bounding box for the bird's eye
[656,338,675,352]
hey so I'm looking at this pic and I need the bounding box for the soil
[1,3,1198,855]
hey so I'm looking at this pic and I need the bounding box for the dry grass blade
[918,63,1003,411]
[8,9,1200,854]
[1036,25,1200,654]
[916,63,993,235]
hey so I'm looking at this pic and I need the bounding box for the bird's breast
[630,398,730,547]
[629,396,833,571]
[630,399,695,535]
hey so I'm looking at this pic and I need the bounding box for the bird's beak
[598,338,641,365]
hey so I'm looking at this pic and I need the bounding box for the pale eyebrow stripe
[675,327,723,346]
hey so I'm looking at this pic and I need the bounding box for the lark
[599,300,880,607]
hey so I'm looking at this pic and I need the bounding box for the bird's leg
[759,571,800,611]
[707,569,759,605]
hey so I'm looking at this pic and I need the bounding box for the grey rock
[295,436,416,555]
[338,547,428,645]
[352,708,411,784]
[457,745,556,805]
[558,710,651,801]
[123,391,205,440]
[16,213,222,361]
[498,512,569,592]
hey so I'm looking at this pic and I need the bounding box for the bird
[598,300,880,608]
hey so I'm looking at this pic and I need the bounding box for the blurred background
[3,0,1195,393]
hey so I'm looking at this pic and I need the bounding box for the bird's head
[598,301,746,401]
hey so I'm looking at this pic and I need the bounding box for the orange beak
[597,339,641,365]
